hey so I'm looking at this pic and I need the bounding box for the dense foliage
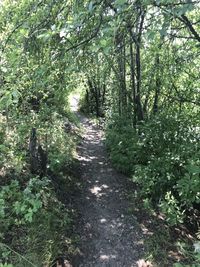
[0,1,80,266]
[106,113,200,224]
[0,0,200,266]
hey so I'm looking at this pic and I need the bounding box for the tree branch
[179,15,200,42]
[65,13,103,52]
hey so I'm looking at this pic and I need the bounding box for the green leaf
[147,31,157,40]
[25,211,33,222]
[159,27,167,37]
[89,45,99,52]
[115,0,127,6]
[186,165,200,174]
[88,1,93,12]
[100,39,108,48]
[0,263,13,267]
[174,3,195,16]
[102,46,111,55]
[37,32,51,41]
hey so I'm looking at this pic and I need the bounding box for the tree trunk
[153,54,161,114]
[29,128,47,177]
[135,42,144,121]
[117,34,127,116]
[130,41,137,126]
[129,8,145,122]
[29,128,38,174]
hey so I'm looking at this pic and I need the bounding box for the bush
[0,174,73,266]
[0,111,78,266]
[106,113,200,225]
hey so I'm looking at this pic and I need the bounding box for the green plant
[173,240,200,267]
[106,113,200,226]
[0,264,13,267]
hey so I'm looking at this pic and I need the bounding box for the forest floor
[70,96,146,267]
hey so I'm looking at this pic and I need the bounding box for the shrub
[106,113,200,225]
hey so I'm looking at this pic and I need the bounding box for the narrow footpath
[71,96,145,267]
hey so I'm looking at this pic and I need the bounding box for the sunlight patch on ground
[90,186,102,195]
[89,184,109,197]
[136,239,144,245]
[100,218,107,223]
[77,155,97,162]
[100,254,117,261]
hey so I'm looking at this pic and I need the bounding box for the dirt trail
[71,96,145,267]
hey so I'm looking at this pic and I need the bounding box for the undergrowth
[0,111,81,267]
[106,112,200,266]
